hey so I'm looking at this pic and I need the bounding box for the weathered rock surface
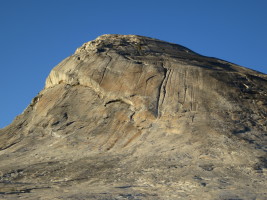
[0,34,266,199]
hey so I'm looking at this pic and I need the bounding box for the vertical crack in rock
[157,64,171,118]
[183,69,188,105]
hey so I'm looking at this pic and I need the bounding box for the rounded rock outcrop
[0,34,266,199]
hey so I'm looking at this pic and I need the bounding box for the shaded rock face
[0,34,266,199]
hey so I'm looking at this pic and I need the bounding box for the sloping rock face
[0,34,266,199]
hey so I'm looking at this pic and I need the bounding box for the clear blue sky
[0,0,266,128]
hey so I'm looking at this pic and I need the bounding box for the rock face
[0,34,266,199]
